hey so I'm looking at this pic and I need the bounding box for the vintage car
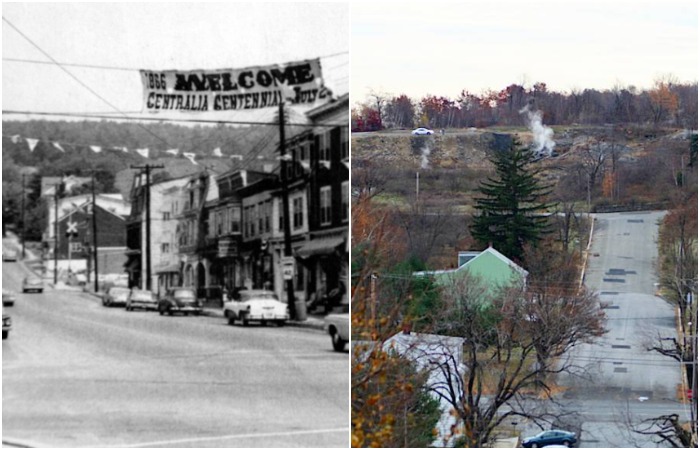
[126,288,158,311]
[223,289,288,326]
[158,287,202,316]
[22,276,44,294]
[3,289,17,306]
[323,304,349,351]
[3,307,11,339]
[3,249,18,262]
[102,286,130,307]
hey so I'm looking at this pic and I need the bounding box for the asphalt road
[554,211,690,447]
[2,256,349,448]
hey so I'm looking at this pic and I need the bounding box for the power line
[2,109,349,128]
[1,16,172,148]
[2,50,349,73]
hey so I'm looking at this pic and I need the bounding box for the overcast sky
[2,3,348,123]
[351,0,698,103]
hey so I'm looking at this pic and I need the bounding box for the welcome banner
[140,58,331,113]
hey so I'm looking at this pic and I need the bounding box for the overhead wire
[1,16,173,149]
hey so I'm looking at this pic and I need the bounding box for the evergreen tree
[470,140,555,262]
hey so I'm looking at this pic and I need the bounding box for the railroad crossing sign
[66,221,78,237]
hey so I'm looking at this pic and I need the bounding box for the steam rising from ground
[520,105,555,157]
[420,146,430,169]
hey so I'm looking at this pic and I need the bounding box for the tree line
[352,77,698,131]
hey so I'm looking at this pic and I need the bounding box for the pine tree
[470,140,555,262]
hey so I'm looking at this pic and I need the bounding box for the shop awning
[295,236,346,258]
[155,263,180,274]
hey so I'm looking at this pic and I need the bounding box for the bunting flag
[26,138,39,152]
[11,135,21,144]
[111,146,129,153]
[90,145,102,153]
[230,154,243,160]
[320,161,331,169]
[53,142,65,152]
[212,147,223,157]
[166,149,179,156]
[136,148,150,158]
[183,152,198,165]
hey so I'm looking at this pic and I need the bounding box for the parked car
[411,127,434,135]
[522,430,577,448]
[3,249,18,262]
[158,287,202,316]
[324,304,349,351]
[3,289,17,306]
[102,286,130,307]
[126,288,158,311]
[223,289,288,326]
[3,307,11,339]
[22,276,44,294]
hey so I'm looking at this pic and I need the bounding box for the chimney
[402,322,412,335]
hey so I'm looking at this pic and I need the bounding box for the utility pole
[278,102,297,320]
[91,172,99,293]
[131,164,164,291]
[20,174,26,259]
[53,183,60,284]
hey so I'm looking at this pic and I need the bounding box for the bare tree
[419,272,605,447]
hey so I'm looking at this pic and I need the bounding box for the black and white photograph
[2,3,349,447]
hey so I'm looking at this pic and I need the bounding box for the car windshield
[110,288,130,296]
[131,291,153,300]
[173,290,195,300]
[240,292,278,301]
[26,278,42,285]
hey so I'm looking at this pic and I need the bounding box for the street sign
[66,221,78,237]
[281,257,295,281]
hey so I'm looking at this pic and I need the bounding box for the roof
[414,246,528,279]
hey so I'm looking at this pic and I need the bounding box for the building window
[293,196,304,230]
[217,211,224,236]
[320,186,332,226]
[163,211,170,221]
[161,243,170,254]
[229,205,241,233]
[264,200,271,233]
[341,127,349,161]
[258,202,264,235]
[341,181,349,222]
[319,132,329,161]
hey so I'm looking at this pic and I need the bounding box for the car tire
[563,441,572,448]
[241,313,249,326]
[227,314,235,326]
[159,305,165,316]
[276,320,285,327]
[332,331,346,352]
[2,330,7,340]
[261,320,267,327]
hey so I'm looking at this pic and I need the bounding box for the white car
[411,127,434,135]
[126,288,158,311]
[223,290,289,326]
[324,304,349,351]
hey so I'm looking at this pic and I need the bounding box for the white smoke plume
[520,105,555,157]
[420,146,430,169]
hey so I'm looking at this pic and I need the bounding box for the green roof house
[414,246,528,293]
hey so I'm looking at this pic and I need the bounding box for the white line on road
[107,427,349,448]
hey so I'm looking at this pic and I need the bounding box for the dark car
[522,430,577,448]
[3,289,17,306]
[22,276,44,293]
[102,286,130,307]
[158,288,202,316]
[2,307,11,339]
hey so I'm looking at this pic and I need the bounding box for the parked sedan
[223,290,288,326]
[158,287,202,316]
[102,286,130,307]
[324,304,349,351]
[3,249,18,262]
[126,288,158,311]
[411,127,434,135]
[522,430,577,448]
[22,276,44,294]
[2,307,11,339]
[3,289,17,306]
